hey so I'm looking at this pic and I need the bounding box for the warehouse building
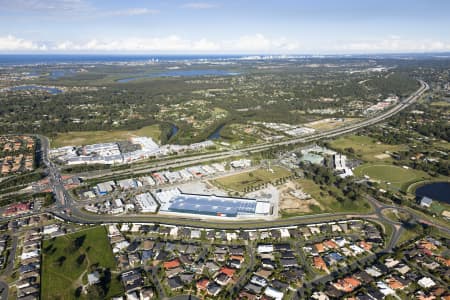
[155,188,271,218]
[135,193,159,213]
[96,181,116,195]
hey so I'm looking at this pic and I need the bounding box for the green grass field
[354,163,429,190]
[296,178,371,213]
[41,226,123,300]
[430,201,450,216]
[51,124,161,147]
[397,229,419,246]
[430,101,450,107]
[212,166,292,192]
[433,140,450,150]
[329,135,406,162]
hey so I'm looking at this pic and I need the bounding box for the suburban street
[2,81,446,244]
[1,80,446,298]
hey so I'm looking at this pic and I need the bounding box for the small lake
[415,182,450,204]
[117,69,239,83]
[207,124,225,140]
[167,124,179,140]
[9,85,63,95]
[49,69,76,79]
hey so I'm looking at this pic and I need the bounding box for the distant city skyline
[1,0,450,54]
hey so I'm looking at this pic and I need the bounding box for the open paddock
[51,124,161,147]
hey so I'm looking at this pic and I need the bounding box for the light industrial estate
[155,188,271,217]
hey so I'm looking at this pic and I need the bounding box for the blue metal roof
[167,194,257,217]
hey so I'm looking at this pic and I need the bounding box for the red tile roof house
[324,240,338,250]
[196,278,210,291]
[163,259,181,270]
[313,256,329,273]
[333,277,361,293]
[218,266,236,277]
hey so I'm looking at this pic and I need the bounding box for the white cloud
[229,34,301,52]
[0,35,47,51]
[192,38,220,51]
[2,34,450,54]
[181,2,218,9]
[104,8,159,17]
[57,34,300,53]
[234,34,272,51]
[333,37,450,53]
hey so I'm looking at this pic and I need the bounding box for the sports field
[51,124,161,147]
[212,166,292,192]
[41,226,122,299]
[329,135,406,162]
[354,163,429,190]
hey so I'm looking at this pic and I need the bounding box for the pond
[207,124,225,140]
[415,182,450,204]
[49,69,76,79]
[117,69,239,83]
[167,123,179,140]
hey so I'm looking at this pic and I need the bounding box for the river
[207,124,225,140]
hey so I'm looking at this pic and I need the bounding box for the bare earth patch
[374,153,390,160]
[278,181,322,214]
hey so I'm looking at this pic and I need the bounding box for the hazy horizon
[1,0,450,54]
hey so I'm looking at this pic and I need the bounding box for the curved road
[3,80,439,242]
[46,80,430,225]
[68,80,429,181]
[0,80,441,298]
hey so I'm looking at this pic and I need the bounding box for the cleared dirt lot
[278,181,322,214]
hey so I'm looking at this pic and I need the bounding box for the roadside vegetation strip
[396,228,420,247]
[69,208,371,230]
[404,206,450,229]
[51,124,161,148]
[296,178,371,214]
[41,226,123,299]
[379,220,394,242]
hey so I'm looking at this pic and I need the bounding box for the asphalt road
[149,266,167,300]
[66,81,429,181]
[0,80,437,300]
[0,235,18,300]
[4,236,18,275]
[3,81,429,227]
[0,281,8,300]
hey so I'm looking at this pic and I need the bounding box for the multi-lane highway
[38,81,429,219]
[69,80,429,181]
[2,79,434,239]
[1,80,446,298]
[39,80,431,228]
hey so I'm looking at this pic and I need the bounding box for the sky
[1,0,450,54]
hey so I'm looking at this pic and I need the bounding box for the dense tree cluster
[0,58,420,145]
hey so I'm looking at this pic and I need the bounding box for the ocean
[0,54,245,66]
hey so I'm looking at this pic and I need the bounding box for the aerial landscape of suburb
[0,1,449,300]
